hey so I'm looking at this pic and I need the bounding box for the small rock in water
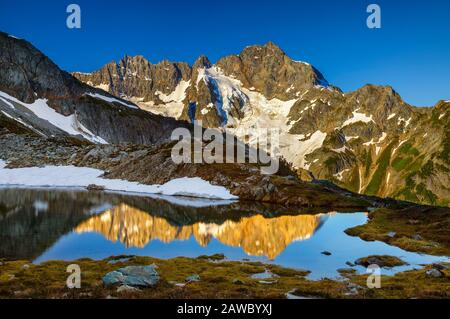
[116,285,140,293]
[346,261,355,267]
[102,265,159,287]
[355,255,405,268]
[86,184,106,191]
[387,232,396,238]
[186,274,201,282]
[321,251,332,256]
[426,268,444,278]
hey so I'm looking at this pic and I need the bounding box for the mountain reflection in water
[0,188,329,261]
[1,188,447,279]
[74,203,326,259]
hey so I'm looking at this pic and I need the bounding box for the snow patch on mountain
[334,168,350,181]
[156,80,190,103]
[93,83,110,92]
[363,132,387,155]
[341,110,375,127]
[0,91,108,144]
[332,146,349,154]
[392,139,407,155]
[146,80,191,119]
[387,113,396,120]
[397,117,412,129]
[197,67,249,126]
[193,68,329,169]
[0,164,237,200]
[345,135,359,142]
[86,92,139,109]
[0,110,46,137]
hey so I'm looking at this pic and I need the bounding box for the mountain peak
[193,55,212,69]
[264,41,283,51]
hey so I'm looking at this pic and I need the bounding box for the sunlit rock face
[74,203,325,259]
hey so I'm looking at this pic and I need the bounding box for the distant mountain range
[0,31,448,206]
[72,41,449,206]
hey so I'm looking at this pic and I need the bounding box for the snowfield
[86,92,139,109]
[191,67,328,169]
[0,160,238,201]
[341,109,375,127]
[0,90,108,144]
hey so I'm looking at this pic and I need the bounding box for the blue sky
[0,0,449,106]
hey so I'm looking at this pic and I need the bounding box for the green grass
[364,149,372,177]
[345,207,450,256]
[392,156,412,172]
[398,142,420,156]
[364,143,394,196]
[419,160,435,178]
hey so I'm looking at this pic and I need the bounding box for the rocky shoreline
[0,255,448,299]
[0,128,372,208]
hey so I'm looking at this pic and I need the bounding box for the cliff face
[0,32,189,145]
[74,42,449,206]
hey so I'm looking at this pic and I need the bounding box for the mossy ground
[355,255,406,268]
[0,255,448,299]
[346,207,450,256]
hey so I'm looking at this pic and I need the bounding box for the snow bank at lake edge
[0,162,238,200]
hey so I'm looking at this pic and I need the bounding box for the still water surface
[0,188,447,279]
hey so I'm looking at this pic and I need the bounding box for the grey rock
[387,232,396,238]
[116,285,140,293]
[232,279,245,285]
[102,265,159,287]
[432,263,447,271]
[86,184,105,191]
[321,251,332,256]
[426,268,444,278]
[250,269,279,280]
[186,274,201,282]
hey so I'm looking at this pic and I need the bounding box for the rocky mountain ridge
[0,31,189,145]
[74,42,449,206]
